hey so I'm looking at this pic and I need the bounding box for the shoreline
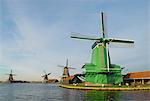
[59,84,150,91]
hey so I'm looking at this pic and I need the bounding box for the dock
[59,84,150,91]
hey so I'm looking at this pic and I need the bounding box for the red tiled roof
[127,71,150,79]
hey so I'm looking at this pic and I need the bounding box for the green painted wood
[84,44,123,84]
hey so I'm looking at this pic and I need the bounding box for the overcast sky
[0,0,149,81]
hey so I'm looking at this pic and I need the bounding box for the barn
[123,71,150,86]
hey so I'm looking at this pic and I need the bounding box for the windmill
[42,70,51,83]
[58,59,75,78]
[6,70,16,83]
[71,12,134,85]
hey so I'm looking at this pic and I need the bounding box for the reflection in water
[60,87,84,101]
[84,90,150,101]
[85,91,120,101]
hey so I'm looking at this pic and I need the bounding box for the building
[47,79,59,83]
[61,74,84,84]
[123,71,150,85]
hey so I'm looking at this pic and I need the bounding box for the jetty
[59,84,150,91]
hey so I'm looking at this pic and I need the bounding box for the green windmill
[71,12,134,85]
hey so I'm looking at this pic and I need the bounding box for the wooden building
[47,79,59,83]
[123,71,150,86]
[61,74,84,84]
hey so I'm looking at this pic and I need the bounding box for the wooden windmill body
[42,71,51,83]
[6,70,16,83]
[58,59,75,83]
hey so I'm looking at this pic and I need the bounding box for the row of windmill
[2,12,134,86]
[2,59,74,83]
[42,59,75,83]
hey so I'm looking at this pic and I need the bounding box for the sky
[0,0,149,81]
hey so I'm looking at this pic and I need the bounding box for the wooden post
[142,79,144,85]
[134,79,135,85]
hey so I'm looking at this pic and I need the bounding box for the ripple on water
[0,83,150,101]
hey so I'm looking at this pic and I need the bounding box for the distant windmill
[42,70,51,83]
[5,70,16,83]
[58,59,75,78]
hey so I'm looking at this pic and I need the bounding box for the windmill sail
[101,12,106,38]
[71,34,100,40]
[106,38,134,43]
[66,59,68,67]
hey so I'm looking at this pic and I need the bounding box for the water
[0,83,149,101]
